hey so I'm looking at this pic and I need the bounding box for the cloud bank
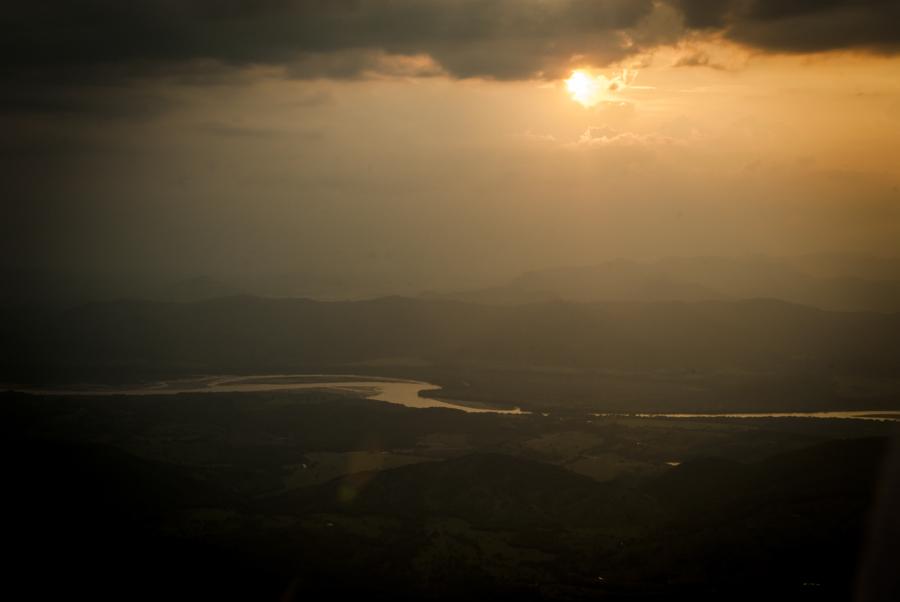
[2,0,898,90]
[672,0,900,54]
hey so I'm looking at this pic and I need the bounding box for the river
[11,375,898,421]
[595,410,900,422]
[12,374,526,415]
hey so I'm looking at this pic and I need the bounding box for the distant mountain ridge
[5,295,899,391]
[6,255,900,311]
[430,256,900,312]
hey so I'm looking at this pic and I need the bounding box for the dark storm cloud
[3,0,898,94]
[0,0,897,121]
[669,0,731,29]
[1,0,654,84]
[671,0,900,53]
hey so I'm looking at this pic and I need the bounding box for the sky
[3,0,900,291]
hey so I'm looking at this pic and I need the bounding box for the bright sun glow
[565,69,634,108]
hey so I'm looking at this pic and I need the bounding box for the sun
[565,69,633,108]
[565,70,600,107]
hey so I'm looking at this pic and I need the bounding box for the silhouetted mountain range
[431,256,900,312]
[5,255,900,312]
[5,295,899,390]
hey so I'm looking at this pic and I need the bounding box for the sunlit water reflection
[13,374,526,415]
[595,410,900,422]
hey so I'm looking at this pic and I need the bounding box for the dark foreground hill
[4,424,894,601]
[6,388,898,600]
